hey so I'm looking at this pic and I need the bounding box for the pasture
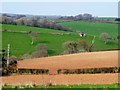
[1,22,119,57]
[0,24,66,34]
[58,21,118,36]
[2,32,81,57]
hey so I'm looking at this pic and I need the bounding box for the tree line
[0,15,75,32]
[59,13,96,20]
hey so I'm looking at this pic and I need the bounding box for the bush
[31,44,48,58]
[63,41,80,54]
[21,53,31,60]
[117,36,120,40]
[79,40,88,51]
[2,57,18,76]
[99,33,111,44]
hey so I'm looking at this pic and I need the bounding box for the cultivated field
[17,50,119,73]
[1,22,119,87]
[1,3,119,89]
[1,73,119,85]
[1,50,119,85]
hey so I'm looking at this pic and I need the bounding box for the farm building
[79,32,86,37]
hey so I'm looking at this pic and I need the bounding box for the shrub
[100,33,111,44]
[79,40,88,51]
[21,53,31,60]
[31,44,48,58]
[63,41,80,54]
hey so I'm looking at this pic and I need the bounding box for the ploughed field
[2,73,119,85]
[2,50,120,85]
[17,50,119,73]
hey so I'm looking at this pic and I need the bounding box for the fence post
[7,44,10,67]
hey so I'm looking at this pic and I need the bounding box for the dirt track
[1,73,119,85]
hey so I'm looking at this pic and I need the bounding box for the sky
[1,0,119,2]
[1,2,118,17]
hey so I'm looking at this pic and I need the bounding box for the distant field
[58,21,118,36]
[0,24,67,34]
[1,24,118,57]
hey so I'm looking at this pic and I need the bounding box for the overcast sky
[1,2,118,17]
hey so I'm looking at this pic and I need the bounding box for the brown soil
[17,50,119,74]
[1,51,119,85]
[1,73,119,85]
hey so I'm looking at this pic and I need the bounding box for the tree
[0,16,14,24]
[15,18,25,25]
[79,40,88,51]
[63,41,80,54]
[115,18,120,21]
[21,53,31,59]
[1,50,17,76]
[88,36,96,52]
[117,35,120,40]
[79,36,95,52]
[100,33,110,44]
[31,44,48,58]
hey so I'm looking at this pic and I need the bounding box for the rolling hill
[1,23,119,57]
[58,21,118,36]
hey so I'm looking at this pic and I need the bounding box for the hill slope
[1,24,119,57]
[18,50,119,70]
[58,21,118,36]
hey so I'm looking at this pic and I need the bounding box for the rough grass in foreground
[2,84,119,89]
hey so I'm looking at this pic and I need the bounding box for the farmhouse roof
[17,50,119,69]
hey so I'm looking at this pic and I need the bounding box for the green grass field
[1,23,119,57]
[0,24,67,34]
[2,84,119,89]
[58,21,118,37]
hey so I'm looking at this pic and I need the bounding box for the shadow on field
[48,49,56,56]
[107,41,118,45]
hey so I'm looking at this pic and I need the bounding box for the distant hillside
[58,21,118,37]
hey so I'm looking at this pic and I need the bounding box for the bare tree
[15,17,25,25]
[15,17,36,26]
[79,36,95,52]
[0,16,14,24]
[100,33,110,44]
[79,40,88,51]
[63,41,80,54]
[88,36,96,52]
